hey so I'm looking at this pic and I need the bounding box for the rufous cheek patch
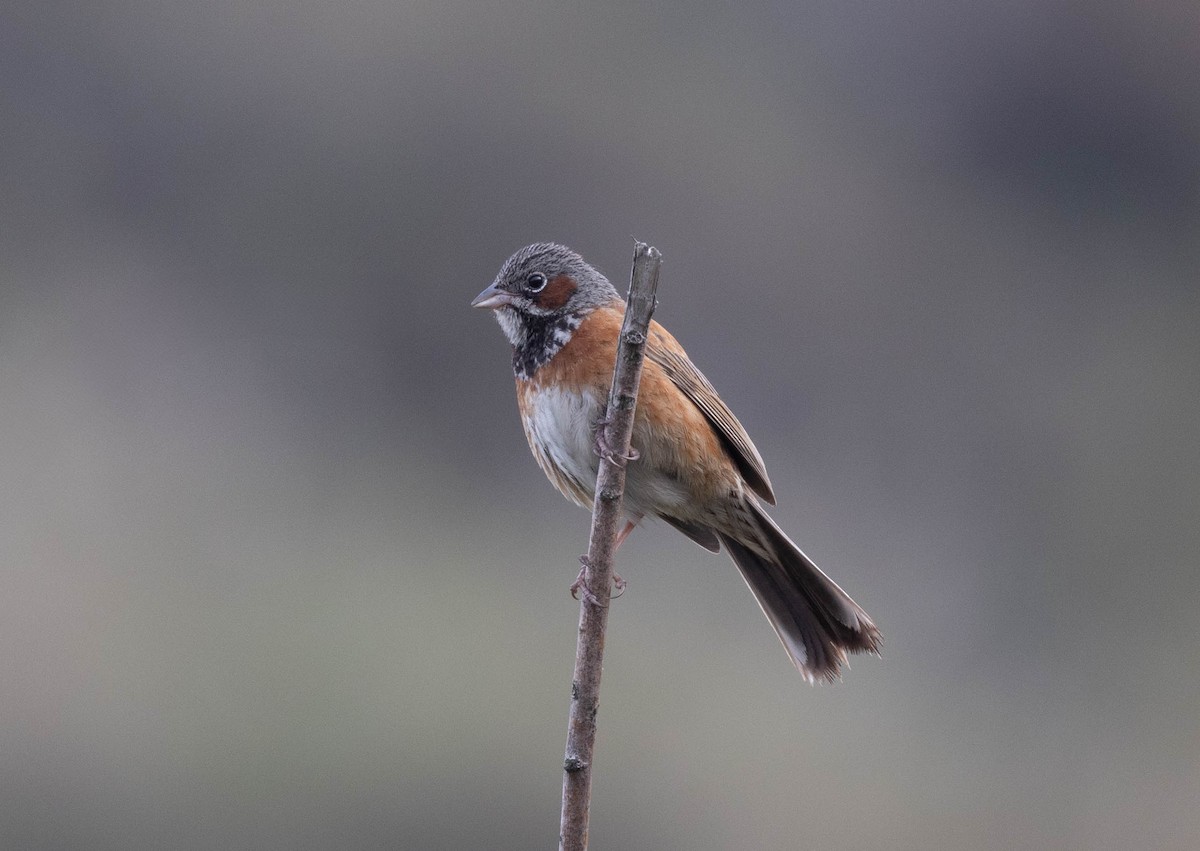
[536,274,578,311]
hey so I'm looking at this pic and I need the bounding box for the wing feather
[646,322,776,504]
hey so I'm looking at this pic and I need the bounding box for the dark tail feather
[718,505,881,683]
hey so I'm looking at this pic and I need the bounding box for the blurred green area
[2,2,1198,849]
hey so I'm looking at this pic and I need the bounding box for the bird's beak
[471,282,515,310]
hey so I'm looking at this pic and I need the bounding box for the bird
[472,242,880,682]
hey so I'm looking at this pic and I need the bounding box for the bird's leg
[615,519,637,549]
[607,516,642,597]
[571,556,607,606]
[570,557,628,603]
[571,514,639,602]
[592,416,640,467]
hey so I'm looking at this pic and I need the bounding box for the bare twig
[559,242,662,851]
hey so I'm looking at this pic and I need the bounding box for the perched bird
[472,243,880,682]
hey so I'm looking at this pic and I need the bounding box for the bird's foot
[593,419,640,467]
[571,556,627,605]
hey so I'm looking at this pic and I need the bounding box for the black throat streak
[512,312,583,380]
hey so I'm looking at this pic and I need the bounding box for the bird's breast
[519,381,604,509]
[518,378,709,520]
[513,303,741,523]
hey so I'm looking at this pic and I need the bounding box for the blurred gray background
[3,2,1198,849]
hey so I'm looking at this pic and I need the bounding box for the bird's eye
[526,272,548,293]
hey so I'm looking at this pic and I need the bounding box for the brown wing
[646,321,776,504]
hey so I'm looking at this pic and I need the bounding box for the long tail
[717,502,881,683]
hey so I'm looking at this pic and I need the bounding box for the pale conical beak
[471,282,515,310]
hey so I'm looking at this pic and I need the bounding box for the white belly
[523,385,604,508]
[523,384,691,518]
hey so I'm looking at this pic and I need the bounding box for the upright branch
[559,242,662,851]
